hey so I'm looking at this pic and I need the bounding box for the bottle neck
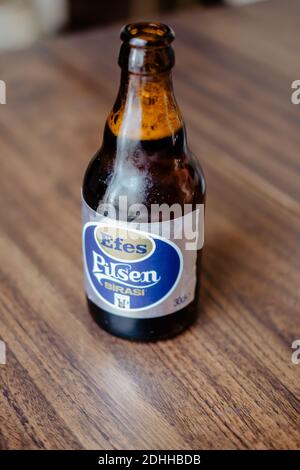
[107,46,184,142]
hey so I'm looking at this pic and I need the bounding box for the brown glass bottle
[82,23,205,341]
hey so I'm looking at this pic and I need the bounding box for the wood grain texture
[0,0,300,449]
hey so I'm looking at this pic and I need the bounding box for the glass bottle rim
[120,22,175,48]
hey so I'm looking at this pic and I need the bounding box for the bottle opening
[120,22,175,47]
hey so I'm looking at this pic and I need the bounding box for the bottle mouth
[120,22,175,47]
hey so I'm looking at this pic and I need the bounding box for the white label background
[82,197,204,319]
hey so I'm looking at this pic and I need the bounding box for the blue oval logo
[83,222,182,311]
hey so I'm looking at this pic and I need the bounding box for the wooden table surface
[0,0,300,450]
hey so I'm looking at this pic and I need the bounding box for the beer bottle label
[82,197,204,319]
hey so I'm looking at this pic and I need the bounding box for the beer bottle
[82,23,206,341]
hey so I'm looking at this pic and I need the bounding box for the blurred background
[0,0,264,51]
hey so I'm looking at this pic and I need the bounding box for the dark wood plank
[0,0,299,449]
